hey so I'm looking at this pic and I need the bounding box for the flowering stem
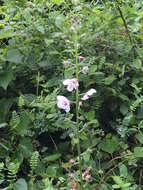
[75,33,83,189]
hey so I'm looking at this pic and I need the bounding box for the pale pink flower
[81,66,89,74]
[81,89,96,100]
[63,60,70,67]
[57,96,70,112]
[63,78,79,92]
[78,56,84,62]
[85,174,91,181]
[65,39,70,45]
[69,159,75,166]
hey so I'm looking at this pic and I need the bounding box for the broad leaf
[99,139,118,154]
[43,154,61,162]
[0,68,13,90]
[6,49,23,63]
[134,147,143,157]
[13,178,27,190]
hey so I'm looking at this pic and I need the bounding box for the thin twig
[115,0,135,56]
[95,165,118,190]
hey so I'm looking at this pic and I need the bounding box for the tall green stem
[75,34,83,189]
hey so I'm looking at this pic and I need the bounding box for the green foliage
[0,0,143,189]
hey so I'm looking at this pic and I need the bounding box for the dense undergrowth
[0,0,143,189]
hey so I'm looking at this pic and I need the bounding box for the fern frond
[30,151,39,173]
[7,162,19,183]
[0,162,4,185]
[10,111,20,129]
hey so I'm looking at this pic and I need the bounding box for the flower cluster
[57,77,96,112]
[82,166,92,182]
[57,57,96,112]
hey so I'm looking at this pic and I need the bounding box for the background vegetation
[0,0,143,189]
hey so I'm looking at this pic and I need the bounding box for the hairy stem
[75,33,83,189]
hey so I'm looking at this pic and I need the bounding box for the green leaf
[87,120,99,128]
[46,166,57,177]
[22,9,32,23]
[0,98,13,122]
[13,178,27,190]
[19,138,33,158]
[0,68,13,90]
[133,59,142,69]
[112,176,124,187]
[119,164,128,177]
[36,26,45,34]
[134,147,143,157]
[120,104,128,115]
[136,133,143,144]
[83,152,90,162]
[112,184,120,189]
[0,32,15,39]
[16,110,32,136]
[43,154,61,162]
[122,113,133,126]
[99,139,118,154]
[102,75,116,85]
[0,142,9,151]
[85,110,95,120]
[6,49,23,63]
[79,134,88,141]
[122,183,131,188]
[53,0,64,4]
[44,39,54,46]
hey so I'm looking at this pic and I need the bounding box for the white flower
[81,89,96,100]
[63,78,79,92]
[57,96,70,112]
[81,66,89,74]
